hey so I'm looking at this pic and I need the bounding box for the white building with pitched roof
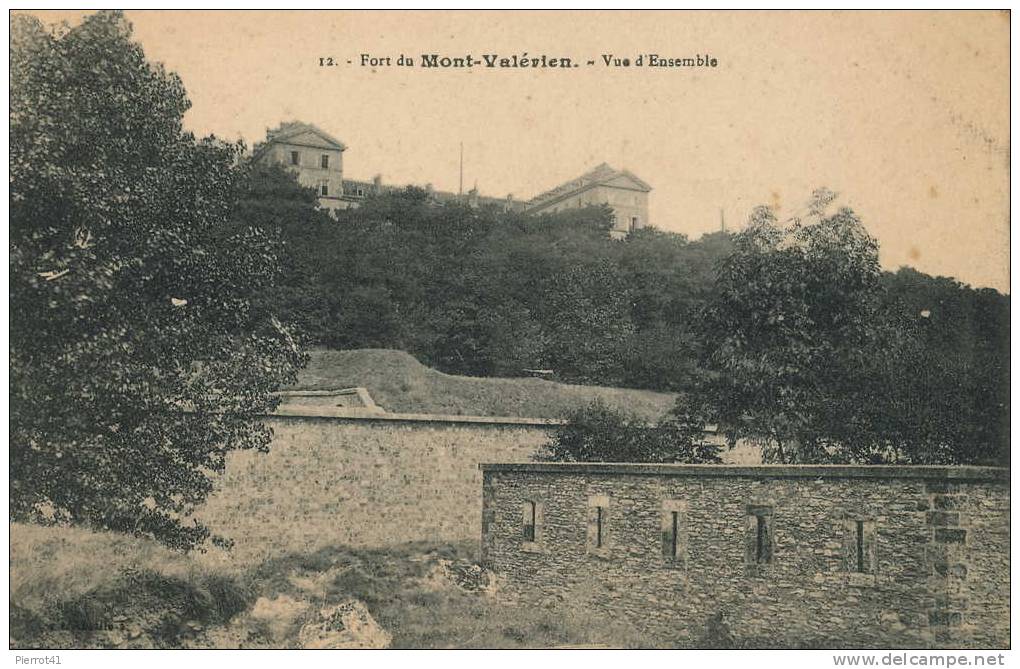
[253,125,652,233]
[253,122,348,211]
[524,163,652,237]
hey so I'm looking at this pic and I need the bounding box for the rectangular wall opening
[587,495,611,557]
[745,504,774,572]
[756,515,770,563]
[845,516,876,576]
[523,501,536,542]
[661,500,688,566]
[670,511,679,558]
[856,519,865,572]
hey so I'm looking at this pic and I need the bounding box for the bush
[536,400,721,463]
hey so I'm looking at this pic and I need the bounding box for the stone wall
[479,463,1009,649]
[196,411,558,564]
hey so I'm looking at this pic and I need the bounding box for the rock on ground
[298,599,391,649]
[420,558,498,596]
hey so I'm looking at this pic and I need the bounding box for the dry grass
[10,523,251,649]
[292,348,676,421]
[10,523,207,610]
[247,541,654,649]
[10,523,658,649]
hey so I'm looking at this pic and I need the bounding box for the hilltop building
[252,122,347,211]
[524,163,651,237]
[254,122,651,232]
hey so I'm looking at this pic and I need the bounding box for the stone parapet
[479,462,1007,481]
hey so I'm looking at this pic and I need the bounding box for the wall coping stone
[269,405,566,427]
[479,462,1009,481]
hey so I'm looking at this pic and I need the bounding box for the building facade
[524,163,652,237]
[252,122,348,211]
[254,123,650,230]
[479,462,1009,649]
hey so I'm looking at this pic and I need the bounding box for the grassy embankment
[10,523,654,649]
[293,348,676,420]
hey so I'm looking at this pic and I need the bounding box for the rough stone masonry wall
[196,413,555,565]
[480,464,1009,649]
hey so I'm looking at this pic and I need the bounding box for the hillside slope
[291,348,676,421]
[11,523,654,649]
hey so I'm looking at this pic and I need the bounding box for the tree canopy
[670,191,1008,466]
[10,11,304,549]
[12,11,1005,533]
[535,400,721,464]
[253,175,1007,466]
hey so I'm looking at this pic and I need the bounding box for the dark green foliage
[670,191,1009,466]
[685,198,885,463]
[234,162,336,338]
[252,170,1007,464]
[254,182,725,388]
[23,10,998,485]
[860,269,1010,465]
[10,12,304,550]
[536,400,722,463]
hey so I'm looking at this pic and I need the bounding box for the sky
[27,10,1011,292]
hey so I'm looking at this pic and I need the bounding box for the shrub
[536,400,721,463]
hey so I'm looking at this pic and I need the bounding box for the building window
[321,154,330,169]
[319,183,329,197]
[357,188,365,197]
[661,500,687,565]
[745,504,774,573]
[755,515,771,562]
[523,501,536,542]
[630,216,639,231]
[521,500,543,552]
[845,516,876,576]
[290,151,300,166]
[587,495,611,557]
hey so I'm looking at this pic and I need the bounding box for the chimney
[372,174,383,194]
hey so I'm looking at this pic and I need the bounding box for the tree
[238,162,337,345]
[674,189,1009,466]
[537,260,635,384]
[678,191,884,463]
[536,400,721,464]
[860,269,1010,465]
[615,228,729,391]
[10,12,304,550]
